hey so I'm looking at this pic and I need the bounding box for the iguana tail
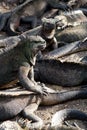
[51,109,87,126]
[41,88,87,105]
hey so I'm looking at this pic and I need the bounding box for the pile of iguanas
[0,0,87,129]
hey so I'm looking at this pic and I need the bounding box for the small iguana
[35,39,87,86]
[0,34,48,95]
[0,87,87,129]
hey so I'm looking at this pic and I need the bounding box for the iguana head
[42,17,63,39]
[42,18,57,39]
[23,35,46,65]
[67,0,79,8]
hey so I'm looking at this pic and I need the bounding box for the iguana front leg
[22,103,43,129]
[18,63,48,95]
[29,66,36,85]
[29,66,46,87]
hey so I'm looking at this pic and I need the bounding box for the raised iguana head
[0,35,46,67]
[22,35,46,65]
[41,18,57,39]
[41,17,65,40]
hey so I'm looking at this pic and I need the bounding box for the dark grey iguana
[0,87,87,129]
[0,34,48,95]
[35,58,87,86]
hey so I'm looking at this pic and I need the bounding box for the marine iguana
[0,34,48,95]
[35,59,87,86]
[20,17,59,52]
[51,108,87,127]
[0,87,87,129]
[19,12,87,55]
[35,38,87,86]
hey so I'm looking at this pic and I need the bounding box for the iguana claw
[73,122,81,129]
[38,82,49,96]
[64,121,81,129]
[64,121,72,127]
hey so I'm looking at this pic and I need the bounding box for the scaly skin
[0,87,87,129]
[37,39,87,86]
[55,22,87,45]
[0,34,47,95]
[51,109,87,126]
[35,59,87,86]
[19,10,87,54]
[44,37,87,59]
[54,10,87,29]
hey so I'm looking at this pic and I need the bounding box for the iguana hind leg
[22,103,43,129]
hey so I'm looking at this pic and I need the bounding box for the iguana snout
[42,18,56,39]
[30,35,46,52]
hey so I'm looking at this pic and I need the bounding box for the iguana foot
[64,121,81,129]
[73,122,81,129]
[51,109,87,127]
[18,118,28,128]
[35,83,48,96]
[22,103,43,129]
